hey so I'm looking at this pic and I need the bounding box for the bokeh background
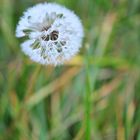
[0,0,140,140]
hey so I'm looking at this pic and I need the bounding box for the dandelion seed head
[16,3,84,65]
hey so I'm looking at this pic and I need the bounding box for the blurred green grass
[0,0,140,140]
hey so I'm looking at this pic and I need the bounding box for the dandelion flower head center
[24,12,68,55]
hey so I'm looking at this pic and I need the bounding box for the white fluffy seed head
[16,3,84,65]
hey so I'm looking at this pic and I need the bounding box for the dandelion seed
[16,3,84,65]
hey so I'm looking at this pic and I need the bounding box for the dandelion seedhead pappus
[16,3,84,65]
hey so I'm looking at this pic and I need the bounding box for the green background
[0,0,140,140]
